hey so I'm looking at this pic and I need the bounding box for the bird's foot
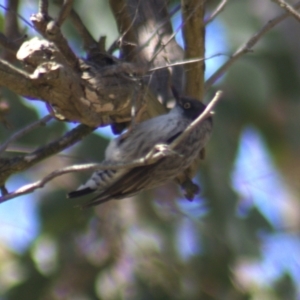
[154,144,183,157]
[144,144,182,164]
[180,179,200,202]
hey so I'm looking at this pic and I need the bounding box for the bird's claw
[154,144,183,157]
[144,144,182,163]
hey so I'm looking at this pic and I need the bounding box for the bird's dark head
[176,96,207,120]
[171,87,209,121]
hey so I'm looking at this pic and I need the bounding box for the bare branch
[109,0,139,61]
[175,0,206,195]
[181,0,205,98]
[148,54,228,72]
[0,159,150,202]
[148,2,201,66]
[272,0,300,22]
[110,0,184,106]
[31,6,79,70]
[0,115,53,154]
[0,59,38,98]
[69,9,98,52]
[46,21,79,69]
[0,91,222,204]
[205,1,300,90]
[0,124,95,188]
[39,0,48,15]
[136,4,181,60]
[205,0,228,24]
[56,0,74,26]
[147,25,179,66]
[0,3,34,29]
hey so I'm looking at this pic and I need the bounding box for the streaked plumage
[67,92,213,207]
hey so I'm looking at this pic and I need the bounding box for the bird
[67,89,213,207]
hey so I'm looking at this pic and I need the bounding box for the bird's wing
[67,114,187,207]
[110,115,186,161]
[82,126,189,207]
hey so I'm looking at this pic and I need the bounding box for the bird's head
[171,87,211,121]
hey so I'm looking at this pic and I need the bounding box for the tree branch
[205,0,227,24]
[139,4,181,64]
[109,0,139,61]
[205,1,300,90]
[0,59,38,98]
[0,114,53,154]
[272,0,300,22]
[39,0,48,15]
[69,9,98,52]
[0,3,34,29]
[0,124,95,188]
[31,1,79,70]
[2,0,21,60]
[148,54,227,73]
[177,0,206,198]
[181,0,205,98]
[56,0,74,26]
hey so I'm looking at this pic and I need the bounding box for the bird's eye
[183,102,191,109]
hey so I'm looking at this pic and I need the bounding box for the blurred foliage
[0,0,300,299]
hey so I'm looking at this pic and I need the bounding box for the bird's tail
[67,187,95,198]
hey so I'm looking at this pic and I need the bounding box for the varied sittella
[67,89,213,207]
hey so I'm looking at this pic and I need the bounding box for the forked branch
[205,1,300,89]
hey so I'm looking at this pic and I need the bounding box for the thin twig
[272,0,300,22]
[148,53,228,72]
[46,20,79,69]
[39,0,48,15]
[134,4,181,56]
[205,1,300,90]
[56,0,74,26]
[69,9,98,52]
[149,1,203,65]
[0,4,34,29]
[0,124,95,188]
[0,162,135,202]
[31,3,79,70]
[109,0,140,60]
[205,0,227,24]
[0,91,222,203]
[0,115,53,154]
